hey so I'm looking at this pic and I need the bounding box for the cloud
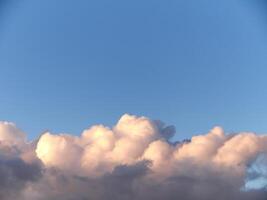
[0,114,267,199]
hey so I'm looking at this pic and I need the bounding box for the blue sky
[0,0,267,140]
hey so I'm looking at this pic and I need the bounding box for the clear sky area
[0,0,267,140]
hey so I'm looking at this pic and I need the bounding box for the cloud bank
[0,114,266,200]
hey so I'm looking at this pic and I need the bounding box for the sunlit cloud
[0,114,266,199]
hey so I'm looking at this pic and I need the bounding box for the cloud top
[0,114,266,199]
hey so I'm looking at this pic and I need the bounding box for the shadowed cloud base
[0,114,266,200]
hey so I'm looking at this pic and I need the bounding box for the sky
[0,1,267,199]
[0,0,267,141]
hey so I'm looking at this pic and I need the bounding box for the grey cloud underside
[9,161,266,200]
[0,115,266,200]
[0,157,42,200]
[13,162,267,200]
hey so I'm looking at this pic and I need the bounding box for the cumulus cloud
[0,114,266,199]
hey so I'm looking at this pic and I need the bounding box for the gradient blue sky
[0,0,267,140]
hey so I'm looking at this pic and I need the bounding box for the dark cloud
[0,157,42,200]
[17,163,267,200]
[141,175,267,200]
[20,161,150,200]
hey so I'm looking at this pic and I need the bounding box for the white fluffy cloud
[0,114,267,199]
[0,121,26,145]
